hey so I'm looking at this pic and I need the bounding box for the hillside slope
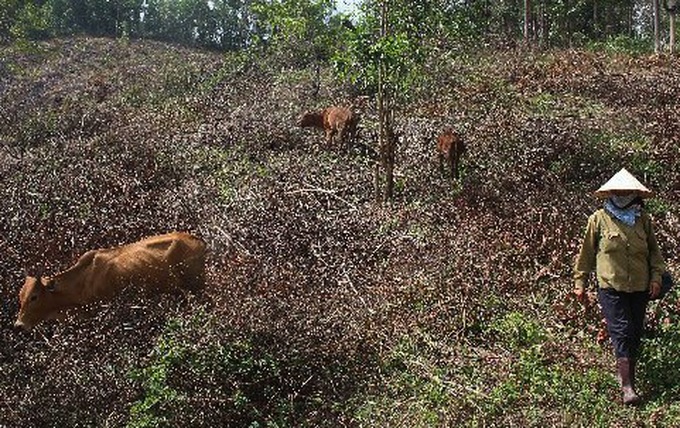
[1,37,680,426]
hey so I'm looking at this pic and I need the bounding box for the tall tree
[210,0,256,50]
[524,0,531,43]
[251,0,340,66]
[668,0,677,53]
[654,0,661,53]
[3,0,52,41]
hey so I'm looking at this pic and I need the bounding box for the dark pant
[598,288,649,359]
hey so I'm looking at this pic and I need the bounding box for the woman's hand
[649,281,661,299]
[573,288,586,303]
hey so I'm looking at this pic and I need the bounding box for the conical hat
[594,168,653,198]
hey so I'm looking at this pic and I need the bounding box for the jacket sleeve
[645,215,666,285]
[573,214,598,292]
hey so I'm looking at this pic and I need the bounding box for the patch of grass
[350,334,455,427]
[127,313,290,428]
[527,92,560,116]
[349,313,666,426]
[640,290,680,401]
[644,198,671,216]
[489,311,546,351]
[127,319,186,428]
[188,144,272,205]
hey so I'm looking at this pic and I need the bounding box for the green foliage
[202,145,271,204]
[6,1,52,43]
[589,132,665,189]
[433,1,487,46]
[640,322,680,400]
[489,351,614,424]
[640,289,680,401]
[127,318,189,428]
[332,0,436,99]
[0,0,672,54]
[350,334,454,427]
[143,0,243,48]
[471,313,616,424]
[127,314,287,427]
[350,324,620,427]
[251,0,346,67]
[586,35,653,56]
[645,198,671,217]
[490,312,546,352]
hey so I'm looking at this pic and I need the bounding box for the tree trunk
[376,87,385,202]
[654,0,660,54]
[566,0,573,47]
[376,63,384,202]
[375,0,389,202]
[671,14,676,55]
[524,0,531,44]
[593,0,598,38]
[384,111,395,201]
[541,0,549,48]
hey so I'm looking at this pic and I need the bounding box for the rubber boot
[617,357,641,406]
[618,358,637,386]
[630,358,636,386]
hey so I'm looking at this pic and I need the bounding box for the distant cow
[14,232,207,330]
[436,128,466,180]
[297,106,359,151]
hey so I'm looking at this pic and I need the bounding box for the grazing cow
[436,128,466,180]
[297,106,359,151]
[14,232,207,330]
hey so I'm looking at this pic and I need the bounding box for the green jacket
[574,208,666,293]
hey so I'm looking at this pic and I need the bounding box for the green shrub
[490,311,546,351]
[586,35,652,55]
[127,314,288,427]
[640,289,680,401]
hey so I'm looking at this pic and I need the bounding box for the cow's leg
[349,123,357,149]
[452,153,459,180]
[448,154,455,179]
[168,242,204,293]
[181,254,206,292]
[325,129,334,148]
[338,126,348,152]
[165,240,191,291]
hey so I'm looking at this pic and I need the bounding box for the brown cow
[297,106,359,151]
[14,232,207,330]
[436,128,466,180]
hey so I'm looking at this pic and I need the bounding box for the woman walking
[573,168,666,405]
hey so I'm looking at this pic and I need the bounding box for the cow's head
[14,276,56,331]
[296,112,318,128]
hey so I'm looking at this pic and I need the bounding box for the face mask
[611,194,637,209]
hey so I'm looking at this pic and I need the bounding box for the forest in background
[3,1,680,427]
[2,0,680,53]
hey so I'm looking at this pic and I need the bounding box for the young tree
[335,0,437,201]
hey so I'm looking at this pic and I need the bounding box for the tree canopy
[1,0,678,54]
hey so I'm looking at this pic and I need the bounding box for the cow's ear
[23,267,37,279]
[45,279,56,292]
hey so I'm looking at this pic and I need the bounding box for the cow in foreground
[436,128,466,180]
[14,232,207,331]
[297,106,359,151]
